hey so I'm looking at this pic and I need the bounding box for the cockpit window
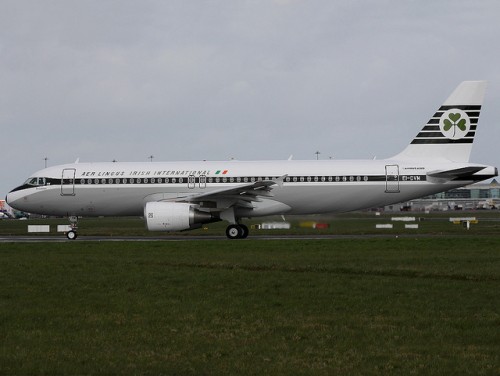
[25,177,46,186]
[25,178,38,185]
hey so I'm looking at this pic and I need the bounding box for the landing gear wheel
[239,224,249,239]
[66,216,79,240]
[226,225,242,239]
[225,224,250,239]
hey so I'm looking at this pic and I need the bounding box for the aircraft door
[188,175,196,189]
[61,168,76,196]
[385,165,400,193]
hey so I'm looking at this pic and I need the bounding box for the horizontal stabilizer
[427,166,487,182]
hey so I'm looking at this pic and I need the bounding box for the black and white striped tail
[393,81,487,162]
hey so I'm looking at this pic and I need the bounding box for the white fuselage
[6,159,495,218]
[5,81,498,239]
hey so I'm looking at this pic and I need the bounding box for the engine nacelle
[145,202,217,231]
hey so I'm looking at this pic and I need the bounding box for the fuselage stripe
[15,174,429,192]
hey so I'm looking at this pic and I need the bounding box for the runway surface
[0,233,451,242]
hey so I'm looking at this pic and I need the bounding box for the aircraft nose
[5,191,15,207]
[5,187,26,210]
[6,191,12,205]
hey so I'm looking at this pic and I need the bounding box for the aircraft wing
[174,177,285,210]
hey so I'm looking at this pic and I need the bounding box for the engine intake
[145,202,218,231]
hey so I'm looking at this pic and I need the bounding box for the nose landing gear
[66,216,78,240]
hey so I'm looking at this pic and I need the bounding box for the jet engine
[145,202,218,231]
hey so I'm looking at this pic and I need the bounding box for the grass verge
[1,238,499,375]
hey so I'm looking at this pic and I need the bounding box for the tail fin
[392,81,487,162]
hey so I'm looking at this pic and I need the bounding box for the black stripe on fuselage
[15,175,429,192]
[77,175,427,185]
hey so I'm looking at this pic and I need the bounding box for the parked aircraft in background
[0,200,14,219]
[6,81,497,239]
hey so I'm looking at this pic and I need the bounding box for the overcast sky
[2,0,500,196]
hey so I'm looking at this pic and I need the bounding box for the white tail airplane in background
[6,81,497,239]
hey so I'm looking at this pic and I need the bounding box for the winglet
[271,174,288,188]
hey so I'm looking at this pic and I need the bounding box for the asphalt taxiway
[0,233,449,242]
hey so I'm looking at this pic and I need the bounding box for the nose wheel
[226,224,249,239]
[66,216,79,240]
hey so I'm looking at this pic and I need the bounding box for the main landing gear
[225,224,249,239]
[66,216,78,240]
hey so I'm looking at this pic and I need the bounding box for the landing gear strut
[66,216,78,240]
[225,224,249,239]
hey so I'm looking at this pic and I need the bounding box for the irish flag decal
[215,170,229,175]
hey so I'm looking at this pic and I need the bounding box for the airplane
[6,81,498,239]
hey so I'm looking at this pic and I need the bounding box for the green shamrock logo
[443,112,467,138]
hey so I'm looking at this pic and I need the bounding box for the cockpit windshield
[24,177,46,186]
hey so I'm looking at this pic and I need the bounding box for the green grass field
[1,210,500,237]
[1,238,499,375]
